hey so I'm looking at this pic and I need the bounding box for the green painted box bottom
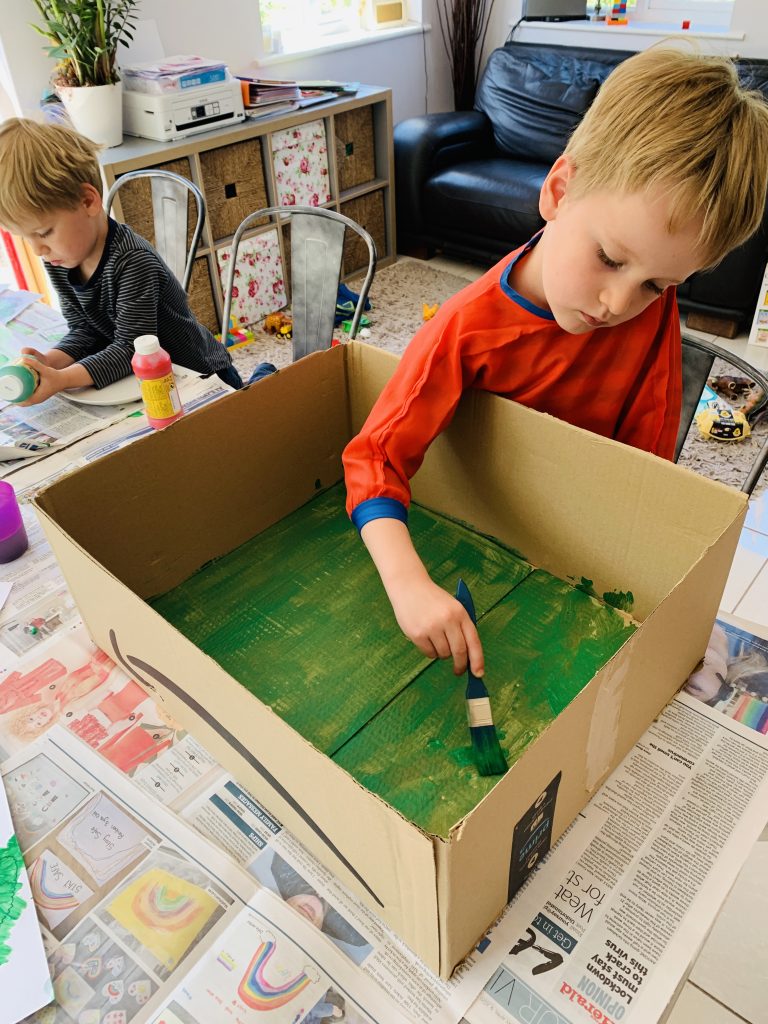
[151,484,635,836]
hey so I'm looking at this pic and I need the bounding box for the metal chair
[105,169,205,293]
[676,333,768,495]
[221,206,377,362]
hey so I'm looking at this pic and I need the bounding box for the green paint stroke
[603,589,634,612]
[151,483,532,755]
[0,833,27,965]
[574,577,598,599]
[333,570,636,836]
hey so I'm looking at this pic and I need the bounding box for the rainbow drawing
[731,694,768,734]
[132,879,202,930]
[29,856,79,913]
[237,938,312,1010]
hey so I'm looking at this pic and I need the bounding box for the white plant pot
[58,81,123,148]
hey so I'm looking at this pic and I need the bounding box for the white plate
[60,364,190,406]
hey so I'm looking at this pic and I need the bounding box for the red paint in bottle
[131,335,184,429]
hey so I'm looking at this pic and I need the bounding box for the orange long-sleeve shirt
[344,242,681,530]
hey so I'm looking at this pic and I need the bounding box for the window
[629,0,734,24]
[260,0,362,55]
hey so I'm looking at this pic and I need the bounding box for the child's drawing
[28,849,94,930]
[165,910,326,1024]
[0,777,54,1022]
[3,753,88,851]
[238,931,320,1010]
[97,849,232,979]
[57,792,150,885]
[47,918,156,1024]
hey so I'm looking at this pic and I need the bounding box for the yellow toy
[263,311,293,336]
[423,303,439,321]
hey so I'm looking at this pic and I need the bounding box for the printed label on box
[508,772,562,900]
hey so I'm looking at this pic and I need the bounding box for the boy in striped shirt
[343,47,768,679]
[0,118,242,403]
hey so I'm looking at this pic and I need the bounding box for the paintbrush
[455,578,508,777]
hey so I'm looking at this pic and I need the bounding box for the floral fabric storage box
[271,119,332,207]
[216,229,287,328]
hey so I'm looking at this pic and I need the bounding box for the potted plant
[436,0,496,111]
[30,0,141,147]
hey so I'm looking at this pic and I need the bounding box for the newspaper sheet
[0,380,766,1024]
[463,692,768,1024]
[4,729,412,1024]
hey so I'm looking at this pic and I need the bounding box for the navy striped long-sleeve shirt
[46,218,233,388]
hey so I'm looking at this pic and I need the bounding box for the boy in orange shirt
[343,47,768,677]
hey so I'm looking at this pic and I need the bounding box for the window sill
[517,19,744,41]
[256,21,429,67]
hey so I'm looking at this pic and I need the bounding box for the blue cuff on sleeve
[351,497,408,533]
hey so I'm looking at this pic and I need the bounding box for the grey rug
[230,257,767,498]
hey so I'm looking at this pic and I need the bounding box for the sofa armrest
[394,112,494,237]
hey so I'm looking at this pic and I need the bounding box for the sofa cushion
[475,42,633,165]
[424,158,547,244]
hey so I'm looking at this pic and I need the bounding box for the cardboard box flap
[36,348,350,597]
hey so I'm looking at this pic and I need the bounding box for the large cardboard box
[34,343,747,977]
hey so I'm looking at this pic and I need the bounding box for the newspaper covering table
[0,378,765,1023]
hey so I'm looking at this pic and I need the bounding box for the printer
[122,79,245,142]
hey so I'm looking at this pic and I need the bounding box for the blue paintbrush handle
[455,577,476,625]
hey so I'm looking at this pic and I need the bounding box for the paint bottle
[131,335,184,430]
[0,481,28,562]
[0,360,40,404]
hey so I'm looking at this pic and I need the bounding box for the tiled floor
[428,254,768,1023]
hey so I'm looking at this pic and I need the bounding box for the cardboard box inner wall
[34,343,747,977]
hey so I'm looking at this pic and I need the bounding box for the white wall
[0,0,455,125]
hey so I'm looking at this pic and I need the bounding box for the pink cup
[0,481,29,562]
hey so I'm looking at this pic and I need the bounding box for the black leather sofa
[395,41,768,330]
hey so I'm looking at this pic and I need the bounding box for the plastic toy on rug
[695,385,751,442]
[423,303,439,321]
[335,282,372,325]
[262,312,293,339]
[217,317,256,350]
[340,315,371,334]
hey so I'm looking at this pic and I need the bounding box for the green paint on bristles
[603,589,634,612]
[471,724,508,776]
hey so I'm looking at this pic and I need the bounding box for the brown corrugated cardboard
[33,342,747,977]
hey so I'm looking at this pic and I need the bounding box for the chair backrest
[105,169,205,293]
[221,206,377,362]
[676,332,768,495]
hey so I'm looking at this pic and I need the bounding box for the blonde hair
[0,117,103,228]
[564,46,768,267]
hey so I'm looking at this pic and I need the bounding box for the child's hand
[20,347,53,368]
[389,575,484,677]
[360,515,486,676]
[16,357,93,407]
[16,359,69,406]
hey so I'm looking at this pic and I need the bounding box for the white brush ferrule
[467,696,493,728]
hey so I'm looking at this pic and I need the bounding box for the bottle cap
[0,369,26,402]
[134,334,161,356]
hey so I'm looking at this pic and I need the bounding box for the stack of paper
[123,55,229,94]
[236,75,301,117]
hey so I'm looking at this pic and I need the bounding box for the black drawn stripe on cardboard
[107,629,384,907]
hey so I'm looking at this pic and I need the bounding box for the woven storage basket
[335,107,376,192]
[188,257,220,333]
[112,158,195,248]
[200,139,269,241]
[341,191,385,276]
